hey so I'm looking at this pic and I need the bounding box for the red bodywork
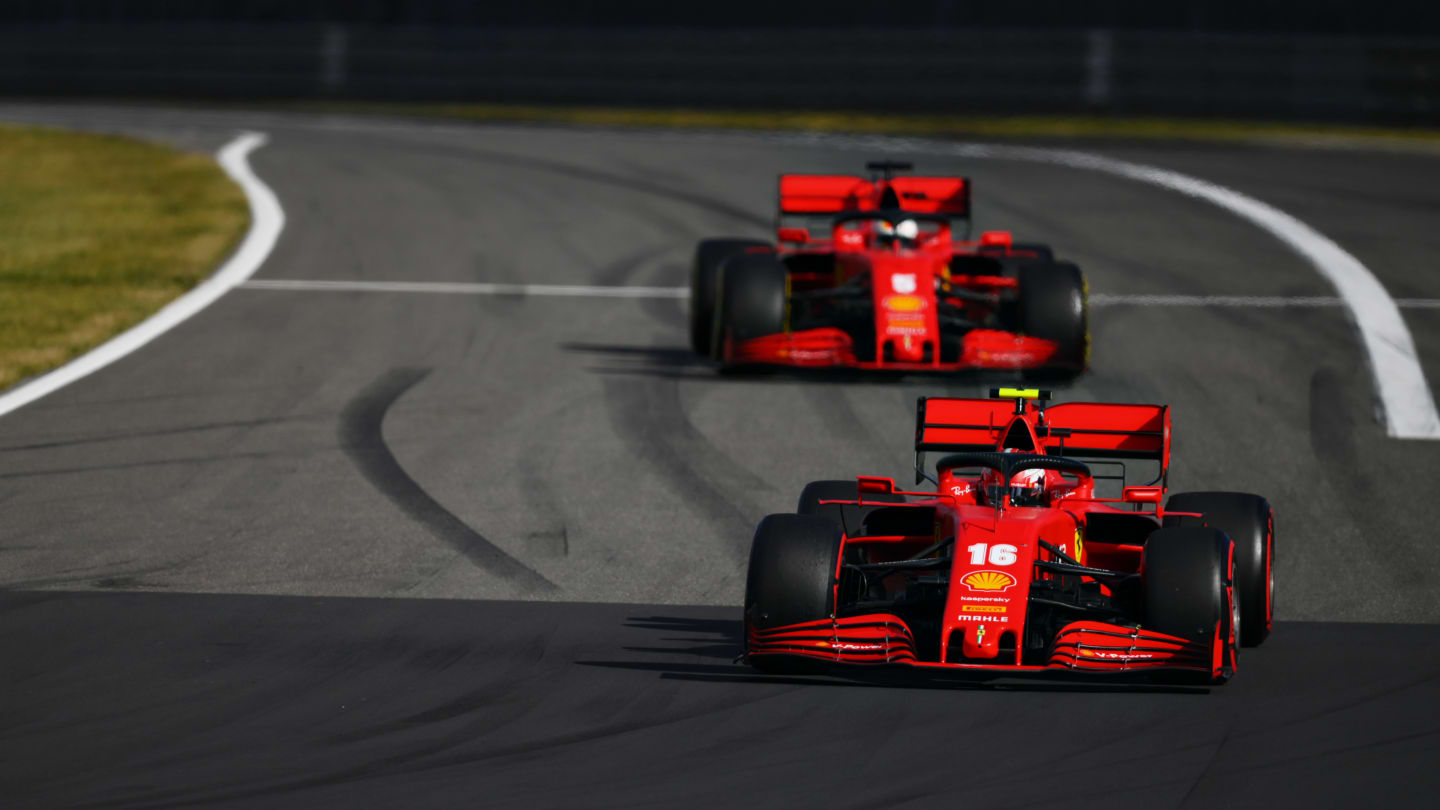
[746,395,1239,682]
[718,172,1068,371]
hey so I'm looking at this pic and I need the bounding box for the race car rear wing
[914,395,1170,482]
[778,174,970,217]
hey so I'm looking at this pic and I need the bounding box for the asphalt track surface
[2,105,1439,807]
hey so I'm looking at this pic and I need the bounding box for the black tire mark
[800,386,902,478]
[0,415,314,453]
[339,368,557,593]
[601,374,772,562]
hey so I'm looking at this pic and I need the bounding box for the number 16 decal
[966,543,1018,566]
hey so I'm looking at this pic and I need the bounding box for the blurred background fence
[1,2,1437,123]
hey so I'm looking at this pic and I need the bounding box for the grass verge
[288,101,1440,149]
[0,126,249,391]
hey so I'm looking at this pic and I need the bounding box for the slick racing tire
[690,238,769,356]
[797,480,905,538]
[1017,261,1089,376]
[1142,527,1238,683]
[712,252,787,364]
[744,514,843,674]
[1165,492,1274,647]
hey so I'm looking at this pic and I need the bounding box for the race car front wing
[746,613,1221,679]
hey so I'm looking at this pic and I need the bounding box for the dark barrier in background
[1,24,1437,122]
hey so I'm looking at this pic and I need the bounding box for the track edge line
[0,130,285,419]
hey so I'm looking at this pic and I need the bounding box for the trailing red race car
[743,388,1275,684]
[691,162,1088,376]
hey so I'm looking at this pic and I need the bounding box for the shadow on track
[5,591,1439,808]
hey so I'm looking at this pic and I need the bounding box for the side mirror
[777,226,809,244]
[1122,486,1163,504]
[857,476,897,496]
[978,230,1013,249]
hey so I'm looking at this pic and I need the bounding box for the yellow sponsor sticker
[962,605,1006,614]
[962,570,1016,592]
[882,294,926,312]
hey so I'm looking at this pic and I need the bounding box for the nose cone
[962,622,1003,659]
[870,255,936,364]
[892,333,925,362]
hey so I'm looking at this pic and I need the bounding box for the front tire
[1017,261,1088,376]
[713,252,788,364]
[1142,527,1238,684]
[690,239,769,356]
[1165,492,1274,647]
[743,514,844,673]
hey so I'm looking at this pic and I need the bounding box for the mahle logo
[962,570,1016,592]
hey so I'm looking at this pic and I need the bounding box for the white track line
[0,132,283,419]
[240,278,687,298]
[1092,294,1440,308]
[1051,147,1440,440]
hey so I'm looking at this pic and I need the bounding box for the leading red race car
[743,388,1275,684]
[691,162,1088,376]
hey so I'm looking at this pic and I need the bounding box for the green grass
[288,101,1440,147]
[0,126,249,390]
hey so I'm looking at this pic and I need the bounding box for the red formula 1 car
[690,162,1088,376]
[743,388,1275,684]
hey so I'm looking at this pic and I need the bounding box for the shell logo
[882,294,926,313]
[962,570,1016,592]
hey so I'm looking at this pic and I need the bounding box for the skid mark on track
[601,374,772,562]
[0,414,318,453]
[801,387,899,476]
[339,368,557,593]
[516,457,571,560]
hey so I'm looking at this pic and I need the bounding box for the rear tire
[1017,261,1088,376]
[713,253,788,363]
[744,514,843,673]
[797,480,905,538]
[1165,492,1274,647]
[1142,527,1237,683]
[690,239,769,355]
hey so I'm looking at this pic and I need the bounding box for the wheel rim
[1266,514,1275,631]
[1231,582,1242,666]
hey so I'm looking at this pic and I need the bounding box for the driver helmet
[1010,467,1048,507]
[875,218,919,249]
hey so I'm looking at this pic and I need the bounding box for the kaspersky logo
[962,570,1016,593]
